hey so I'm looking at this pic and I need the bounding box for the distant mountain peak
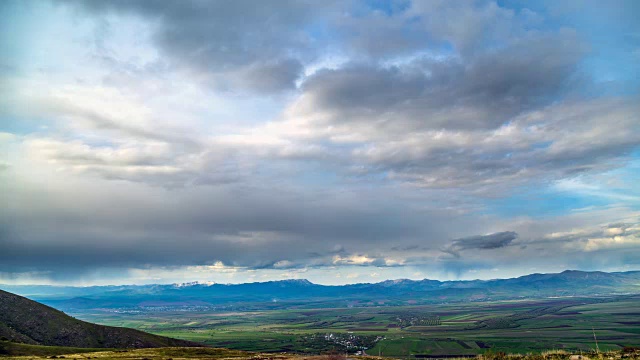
[379,278,414,286]
[172,281,215,288]
[278,279,313,285]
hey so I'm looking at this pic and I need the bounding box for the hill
[0,289,201,349]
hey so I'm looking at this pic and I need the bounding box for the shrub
[484,350,508,360]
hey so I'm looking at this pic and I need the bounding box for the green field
[69,295,640,357]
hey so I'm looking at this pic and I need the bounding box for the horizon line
[2,268,639,288]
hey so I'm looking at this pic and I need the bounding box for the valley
[3,271,640,358]
[66,295,640,357]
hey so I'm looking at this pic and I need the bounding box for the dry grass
[0,347,385,360]
[2,347,640,360]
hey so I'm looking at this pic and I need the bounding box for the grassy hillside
[0,340,105,357]
[0,290,201,349]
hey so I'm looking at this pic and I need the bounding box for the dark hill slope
[0,289,200,348]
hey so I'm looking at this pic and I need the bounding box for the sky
[0,0,639,286]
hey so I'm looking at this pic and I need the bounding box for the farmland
[66,295,640,357]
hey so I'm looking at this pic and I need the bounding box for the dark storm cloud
[295,30,586,130]
[0,176,466,278]
[442,231,517,258]
[58,0,337,92]
[55,0,568,95]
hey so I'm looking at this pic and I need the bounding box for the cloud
[228,59,305,93]
[583,234,640,252]
[275,89,639,191]
[20,136,247,187]
[545,222,640,253]
[14,1,637,193]
[1,0,640,284]
[442,231,518,258]
[289,30,586,132]
[0,161,466,277]
[332,254,404,267]
[57,0,338,93]
[336,0,544,58]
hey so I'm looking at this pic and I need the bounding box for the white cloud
[583,234,640,252]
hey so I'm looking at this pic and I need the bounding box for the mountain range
[2,270,639,312]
